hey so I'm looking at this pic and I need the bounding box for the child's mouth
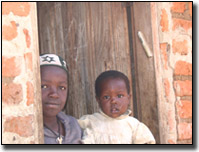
[111,108,119,113]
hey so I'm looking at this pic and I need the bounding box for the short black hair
[95,70,130,97]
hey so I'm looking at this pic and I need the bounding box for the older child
[78,70,155,144]
[40,54,82,144]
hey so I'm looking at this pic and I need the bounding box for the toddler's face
[97,78,130,118]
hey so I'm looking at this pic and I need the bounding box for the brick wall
[2,2,192,144]
[2,2,44,144]
[152,2,192,144]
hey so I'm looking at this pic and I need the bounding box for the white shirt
[78,110,156,144]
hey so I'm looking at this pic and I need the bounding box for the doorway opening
[37,2,160,143]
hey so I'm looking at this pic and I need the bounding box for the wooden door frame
[125,2,160,143]
[36,2,160,144]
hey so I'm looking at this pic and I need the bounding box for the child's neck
[43,115,58,129]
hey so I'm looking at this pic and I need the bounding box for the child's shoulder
[78,112,102,129]
[126,116,153,135]
[126,115,139,121]
[79,112,101,120]
[125,115,142,126]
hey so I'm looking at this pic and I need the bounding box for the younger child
[78,70,155,144]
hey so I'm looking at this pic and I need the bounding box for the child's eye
[117,94,124,98]
[59,86,66,90]
[103,96,110,100]
[41,85,48,89]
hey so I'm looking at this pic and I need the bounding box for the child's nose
[110,97,117,104]
[49,87,59,98]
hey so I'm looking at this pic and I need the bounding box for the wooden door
[37,2,160,143]
[129,2,160,143]
[37,2,133,118]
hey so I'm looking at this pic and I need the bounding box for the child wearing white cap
[40,54,82,144]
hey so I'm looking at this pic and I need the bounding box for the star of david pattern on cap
[42,56,56,63]
[40,54,68,73]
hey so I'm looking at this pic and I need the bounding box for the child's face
[41,66,68,118]
[96,78,130,118]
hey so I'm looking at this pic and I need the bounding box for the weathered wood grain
[131,2,160,143]
[37,2,133,118]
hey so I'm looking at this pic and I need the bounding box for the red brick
[2,21,17,41]
[172,39,188,55]
[2,56,21,77]
[4,115,34,137]
[171,2,186,13]
[172,18,192,32]
[2,2,30,16]
[176,100,192,118]
[174,61,192,76]
[168,139,176,144]
[160,9,169,32]
[24,52,33,71]
[2,82,23,105]
[160,43,168,70]
[23,28,31,48]
[174,80,192,96]
[26,81,34,106]
[188,2,192,17]
[178,122,192,140]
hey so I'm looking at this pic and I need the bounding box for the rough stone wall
[152,2,192,144]
[2,2,44,144]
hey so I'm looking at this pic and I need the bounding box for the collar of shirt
[99,109,132,120]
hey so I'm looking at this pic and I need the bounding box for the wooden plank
[60,2,89,117]
[31,2,44,144]
[37,2,133,118]
[131,2,160,143]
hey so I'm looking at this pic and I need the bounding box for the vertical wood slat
[125,4,138,118]
[37,2,133,118]
[131,2,160,143]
